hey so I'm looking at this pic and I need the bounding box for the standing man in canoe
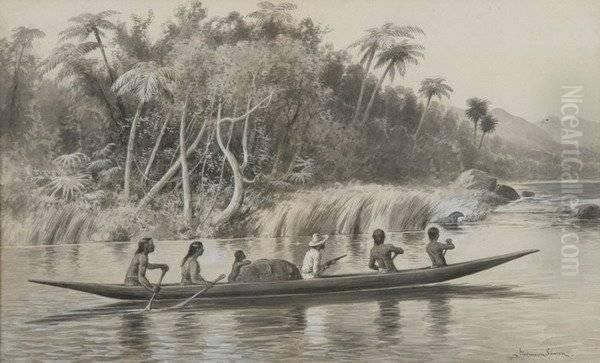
[425,227,455,268]
[301,233,330,279]
[124,237,169,293]
[368,229,404,273]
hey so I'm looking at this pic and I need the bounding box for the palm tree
[361,41,424,125]
[349,23,423,124]
[465,97,489,143]
[413,77,453,146]
[112,61,177,201]
[43,43,120,127]
[59,10,120,83]
[478,114,498,150]
[7,27,45,128]
[247,1,297,26]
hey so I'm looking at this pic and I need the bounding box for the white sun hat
[308,233,329,247]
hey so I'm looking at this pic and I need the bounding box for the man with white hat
[301,233,329,279]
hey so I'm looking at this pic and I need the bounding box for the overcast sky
[1,0,599,121]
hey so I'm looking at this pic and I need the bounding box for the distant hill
[536,115,600,153]
[452,107,560,154]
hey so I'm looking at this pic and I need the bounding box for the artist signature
[510,348,570,359]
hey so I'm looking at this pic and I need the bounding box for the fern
[53,152,90,170]
[269,179,292,189]
[286,157,315,184]
[92,143,116,159]
[88,158,113,173]
[99,166,122,185]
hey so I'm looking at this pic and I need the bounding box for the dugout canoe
[29,249,538,301]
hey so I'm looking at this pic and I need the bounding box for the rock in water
[453,169,497,191]
[495,184,520,201]
[435,211,465,225]
[236,259,302,282]
[521,191,535,197]
[573,204,600,219]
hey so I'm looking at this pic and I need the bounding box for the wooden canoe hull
[29,249,538,301]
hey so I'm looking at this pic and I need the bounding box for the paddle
[160,274,226,311]
[144,269,168,311]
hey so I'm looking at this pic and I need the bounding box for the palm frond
[465,98,490,122]
[43,43,99,73]
[59,24,92,41]
[44,174,90,200]
[418,77,453,100]
[112,61,177,103]
[480,114,498,133]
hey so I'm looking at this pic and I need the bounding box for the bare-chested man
[124,237,169,293]
[425,227,455,268]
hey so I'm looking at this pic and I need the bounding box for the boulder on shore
[235,259,302,282]
[453,169,497,191]
[521,191,535,197]
[495,184,520,201]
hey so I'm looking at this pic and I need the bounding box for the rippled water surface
[2,182,600,361]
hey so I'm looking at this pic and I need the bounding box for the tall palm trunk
[473,120,479,144]
[7,45,25,128]
[93,29,115,83]
[352,48,375,124]
[361,62,392,125]
[94,28,127,122]
[412,95,432,152]
[124,101,144,200]
[144,112,171,180]
[179,96,192,224]
[478,131,486,150]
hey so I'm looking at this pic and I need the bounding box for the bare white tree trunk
[179,95,192,224]
[137,109,210,209]
[213,93,273,224]
[144,112,171,180]
[124,101,144,201]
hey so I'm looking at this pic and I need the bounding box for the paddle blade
[169,274,226,310]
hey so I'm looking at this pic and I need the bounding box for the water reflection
[374,299,401,343]
[173,312,205,356]
[118,312,152,359]
[424,297,452,345]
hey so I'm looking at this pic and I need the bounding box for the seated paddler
[228,250,252,282]
[124,237,169,293]
[181,241,208,285]
[368,229,404,273]
[425,227,455,268]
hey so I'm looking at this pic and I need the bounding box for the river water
[1,182,599,361]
